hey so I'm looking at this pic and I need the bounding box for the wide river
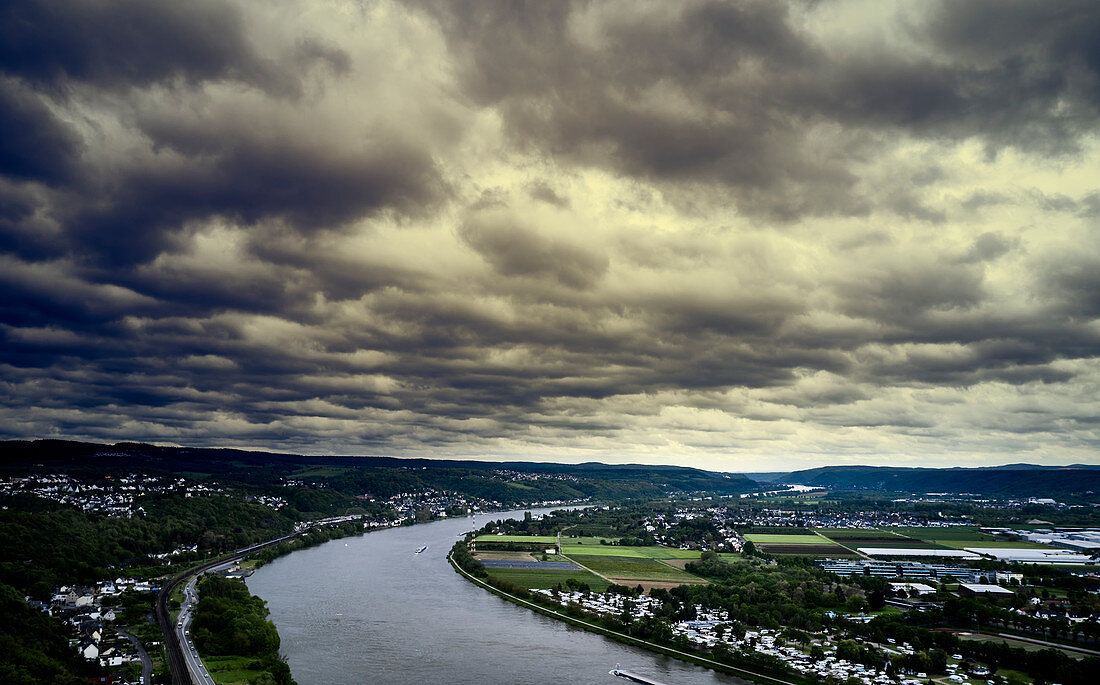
[248,507,753,685]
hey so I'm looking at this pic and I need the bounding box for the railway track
[154,532,300,685]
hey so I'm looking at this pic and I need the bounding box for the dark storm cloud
[526,181,569,208]
[1,0,1098,466]
[458,212,608,289]
[0,0,306,95]
[418,0,1100,219]
[0,78,82,183]
[0,0,440,266]
[414,0,872,219]
[959,232,1015,264]
[837,260,987,320]
[70,129,444,267]
[1040,253,1100,319]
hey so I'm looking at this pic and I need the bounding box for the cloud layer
[2,0,1099,470]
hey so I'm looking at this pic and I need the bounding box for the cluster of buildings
[818,558,1100,627]
[816,559,1021,584]
[492,469,581,484]
[148,543,199,561]
[676,624,912,685]
[530,588,938,685]
[635,506,967,555]
[0,473,227,517]
[35,577,156,671]
[631,509,746,552]
[530,587,663,619]
[889,495,1069,511]
[374,489,500,521]
[962,547,1096,565]
[371,489,587,523]
[989,528,1100,556]
[723,508,965,530]
[243,493,288,509]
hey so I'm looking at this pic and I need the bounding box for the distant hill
[0,439,759,500]
[778,464,1100,498]
[741,472,788,483]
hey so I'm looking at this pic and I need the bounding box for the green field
[562,525,618,537]
[817,528,902,540]
[559,536,611,546]
[739,527,815,535]
[570,554,703,582]
[484,567,610,592]
[745,533,831,545]
[831,538,943,549]
[937,540,1050,550]
[892,527,998,542]
[203,655,267,685]
[559,543,702,559]
[871,605,904,617]
[759,544,860,557]
[474,535,559,544]
[956,633,1086,659]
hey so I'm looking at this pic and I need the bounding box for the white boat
[415,545,427,554]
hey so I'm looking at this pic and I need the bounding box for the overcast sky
[2,0,1099,471]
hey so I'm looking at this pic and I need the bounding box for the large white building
[858,548,980,560]
[957,583,1015,597]
[963,548,1096,565]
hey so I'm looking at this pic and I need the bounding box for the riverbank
[447,550,807,685]
[191,575,295,685]
[249,519,373,570]
[251,504,751,685]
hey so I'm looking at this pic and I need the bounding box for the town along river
[247,507,754,685]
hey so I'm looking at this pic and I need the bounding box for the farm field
[952,632,1087,659]
[740,528,815,535]
[474,550,541,561]
[561,524,618,537]
[483,567,610,592]
[473,550,576,563]
[817,528,900,540]
[892,527,999,542]
[558,535,620,545]
[559,543,702,559]
[824,537,942,549]
[569,554,704,583]
[474,534,559,544]
[203,655,267,685]
[758,544,857,557]
[938,540,1051,550]
[744,533,830,545]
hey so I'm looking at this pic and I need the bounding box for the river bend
[248,507,752,685]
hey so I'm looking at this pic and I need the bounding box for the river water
[247,507,752,685]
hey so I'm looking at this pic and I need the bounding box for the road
[155,532,301,684]
[156,518,360,684]
[116,628,152,685]
[176,573,221,685]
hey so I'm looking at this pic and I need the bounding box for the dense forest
[191,576,295,685]
[0,439,759,503]
[0,582,99,684]
[0,494,295,597]
[780,464,1100,499]
[683,553,874,631]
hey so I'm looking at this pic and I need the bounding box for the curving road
[155,531,303,685]
[176,573,218,684]
[116,628,152,685]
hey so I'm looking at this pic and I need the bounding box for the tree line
[191,575,295,685]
